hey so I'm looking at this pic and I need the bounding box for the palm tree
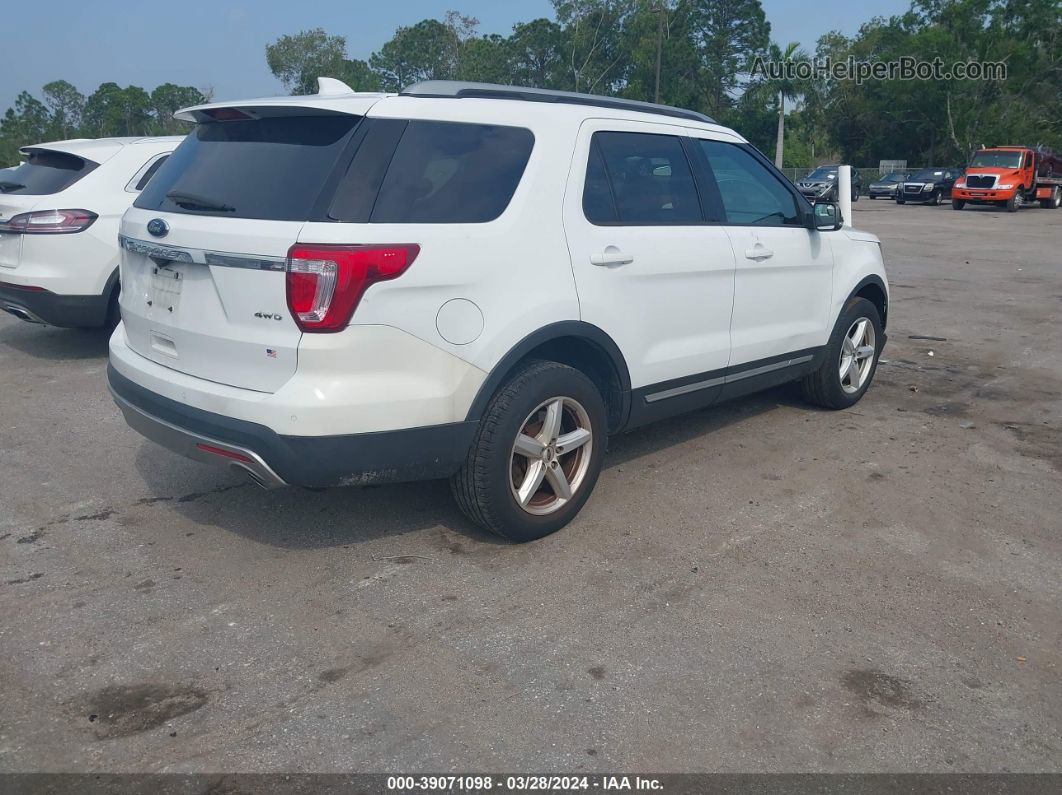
[765,41,809,168]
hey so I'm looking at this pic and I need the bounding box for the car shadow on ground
[0,321,111,361]
[131,385,802,551]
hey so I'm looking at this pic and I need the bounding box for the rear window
[134,115,361,221]
[0,151,98,195]
[329,120,534,223]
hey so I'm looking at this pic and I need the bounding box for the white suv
[0,136,180,327]
[108,81,888,542]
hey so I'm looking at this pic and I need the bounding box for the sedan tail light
[0,209,98,234]
[285,244,419,332]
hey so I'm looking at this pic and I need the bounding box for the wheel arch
[465,321,632,433]
[847,275,889,330]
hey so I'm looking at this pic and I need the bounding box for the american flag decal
[266,348,277,359]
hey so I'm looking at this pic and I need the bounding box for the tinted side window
[369,121,534,223]
[583,141,618,223]
[329,119,408,222]
[699,140,801,226]
[134,155,169,191]
[0,151,98,195]
[593,132,701,224]
[135,115,361,221]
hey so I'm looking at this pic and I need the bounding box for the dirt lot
[1,200,1060,774]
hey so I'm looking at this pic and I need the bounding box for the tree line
[0,82,208,165]
[2,0,1059,170]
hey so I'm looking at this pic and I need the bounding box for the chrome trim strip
[119,235,287,271]
[643,354,817,403]
[644,375,725,403]
[110,387,288,489]
[726,353,813,383]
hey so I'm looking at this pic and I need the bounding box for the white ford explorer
[0,136,180,327]
[108,79,888,542]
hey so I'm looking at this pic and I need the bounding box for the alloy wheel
[510,397,593,515]
[839,318,876,394]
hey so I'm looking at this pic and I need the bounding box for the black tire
[896,197,905,205]
[852,186,860,202]
[104,284,122,329]
[1039,187,1061,209]
[800,297,883,410]
[931,190,942,206]
[1006,193,1020,212]
[952,199,965,210]
[450,360,608,542]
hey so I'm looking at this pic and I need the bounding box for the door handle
[744,245,775,261]
[591,247,634,266]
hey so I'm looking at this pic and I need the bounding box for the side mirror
[812,200,843,231]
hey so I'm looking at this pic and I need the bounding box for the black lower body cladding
[0,283,112,327]
[107,365,478,488]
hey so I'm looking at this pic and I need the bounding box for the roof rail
[400,81,716,125]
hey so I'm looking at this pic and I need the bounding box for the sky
[0,0,912,111]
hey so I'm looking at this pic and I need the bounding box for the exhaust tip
[1,304,43,324]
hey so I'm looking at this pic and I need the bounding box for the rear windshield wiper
[0,181,26,192]
[165,190,235,212]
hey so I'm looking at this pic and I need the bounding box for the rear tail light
[285,244,419,332]
[0,209,97,234]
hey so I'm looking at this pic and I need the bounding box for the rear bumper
[0,281,111,327]
[108,364,478,488]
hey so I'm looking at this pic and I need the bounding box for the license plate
[151,265,183,313]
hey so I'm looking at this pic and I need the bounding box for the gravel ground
[0,200,1059,773]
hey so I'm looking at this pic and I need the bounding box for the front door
[695,138,834,366]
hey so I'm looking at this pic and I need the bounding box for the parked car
[108,80,889,542]
[867,172,906,199]
[896,167,962,205]
[796,165,862,202]
[0,136,180,327]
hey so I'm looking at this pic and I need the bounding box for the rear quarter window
[330,120,534,224]
[0,151,98,195]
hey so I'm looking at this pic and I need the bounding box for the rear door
[120,112,364,393]
[563,122,736,395]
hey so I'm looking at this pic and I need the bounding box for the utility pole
[654,2,665,104]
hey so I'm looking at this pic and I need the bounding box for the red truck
[952,145,1062,212]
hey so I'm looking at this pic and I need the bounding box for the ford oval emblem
[147,218,169,238]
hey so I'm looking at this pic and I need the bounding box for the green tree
[758,41,809,167]
[370,19,462,91]
[690,0,771,118]
[459,35,514,83]
[42,80,85,139]
[266,28,349,94]
[82,83,152,137]
[0,92,51,164]
[508,19,566,88]
[150,84,206,134]
[336,59,382,92]
[552,0,638,94]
